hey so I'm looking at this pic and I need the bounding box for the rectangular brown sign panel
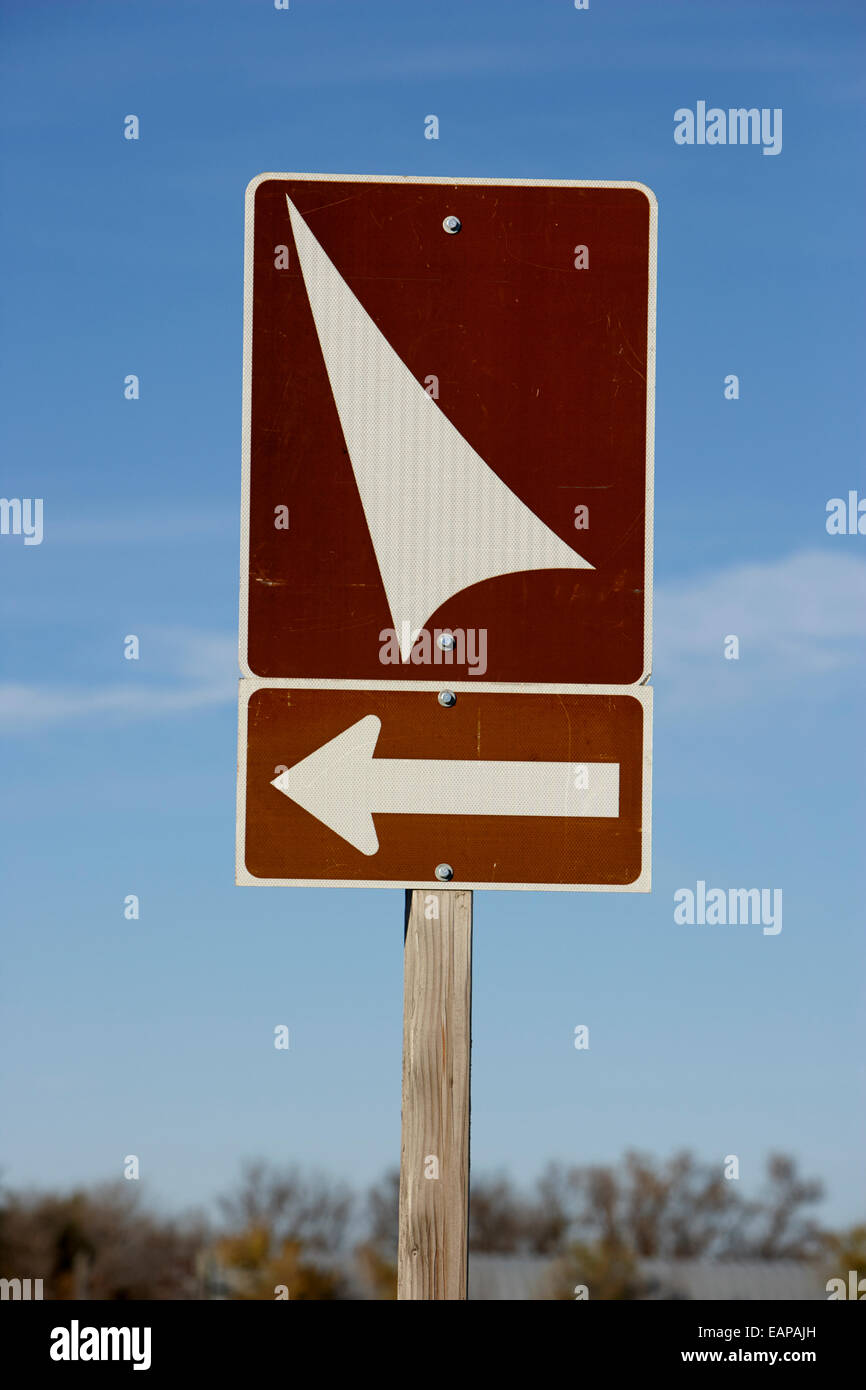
[237,685,651,891]
[240,173,656,687]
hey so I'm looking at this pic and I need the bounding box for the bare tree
[530,1162,579,1254]
[217,1161,353,1254]
[449,1150,827,1265]
[363,1168,400,1256]
[748,1153,824,1259]
[469,1174,531,1252]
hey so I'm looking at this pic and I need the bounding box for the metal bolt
[437,632,456,651]
[442,215,461,234]
[435,864,454,882]
[438,691,457,707]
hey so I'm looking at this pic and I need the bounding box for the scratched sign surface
[237,173,655,890]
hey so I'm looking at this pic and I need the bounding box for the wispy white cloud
[0,682,231,726]
[0,631,237,731]
[654,549,866,710]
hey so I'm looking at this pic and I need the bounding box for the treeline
[1,1152,863,1299]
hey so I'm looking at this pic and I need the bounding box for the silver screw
[442,215,461,234]
[438,691,457,707]
[437,632,456,651]
[435,864,454,882]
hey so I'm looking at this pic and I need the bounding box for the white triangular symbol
[287,196,593,661]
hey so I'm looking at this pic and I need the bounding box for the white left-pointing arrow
[271,715,619,855]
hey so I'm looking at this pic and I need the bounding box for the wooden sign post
[398,890,473,1300]
[237,172,656,1301]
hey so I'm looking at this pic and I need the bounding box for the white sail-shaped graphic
[287,195,594,661]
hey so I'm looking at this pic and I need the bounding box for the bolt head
[438,632,456,651]
[443,215,461,234]
[438,691,457,707]
[435,864,454,882]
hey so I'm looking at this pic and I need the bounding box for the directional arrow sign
[237,173,654,892]
[238,687,650,891]
[271,713,620,855]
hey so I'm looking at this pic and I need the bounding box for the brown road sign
[236,685,651,891]
[240,172,656,687]
[237,173,655,890]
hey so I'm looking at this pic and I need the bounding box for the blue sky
[1,0,864,1230]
